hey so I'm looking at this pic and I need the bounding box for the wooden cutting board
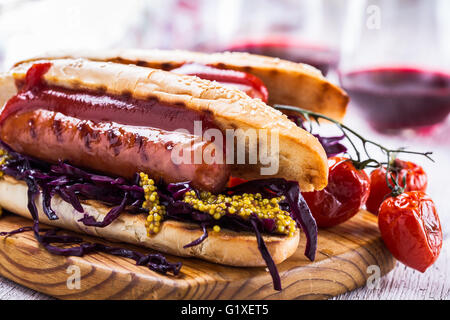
[0,210,395,300]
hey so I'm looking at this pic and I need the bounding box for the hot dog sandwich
[0,53,345,290]
[21,48,349,120]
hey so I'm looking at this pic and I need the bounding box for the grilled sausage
[0,109,229,192]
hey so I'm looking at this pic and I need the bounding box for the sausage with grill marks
[0,109,229,192]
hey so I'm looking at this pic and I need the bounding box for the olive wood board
[0,210,395,300]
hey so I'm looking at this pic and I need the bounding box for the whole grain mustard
[140,172,166,236]
[139,172,297,237]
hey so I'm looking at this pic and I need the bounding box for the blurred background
[0,0,448,133]
[0,0,449,223]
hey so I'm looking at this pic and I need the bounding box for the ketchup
[23,62,51,90]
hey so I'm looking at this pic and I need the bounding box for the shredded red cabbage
[0,142,181,276]
[250,218,281,291]
[0,141,318,290]
[183,223,208,248]
[0,226,33,237]
[313,134,347,157]
[78,192,129,227]
[288,115,347,157]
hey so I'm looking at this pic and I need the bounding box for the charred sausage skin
[0,109,229,192]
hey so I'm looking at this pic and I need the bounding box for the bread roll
[20,49,349,120]
[0,176,300,266]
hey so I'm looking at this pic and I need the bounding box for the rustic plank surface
[0,209,394,300]
[1,247,447,301]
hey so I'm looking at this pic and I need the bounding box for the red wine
[227,40,339,76]
[340,67,450,130]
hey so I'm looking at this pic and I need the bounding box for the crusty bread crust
[2,58,328,191]
[21,49,348,120]
[0,73,16,110]
[0,175,299,267]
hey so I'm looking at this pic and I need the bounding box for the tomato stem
[274,104,434,196]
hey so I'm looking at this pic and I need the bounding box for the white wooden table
[0,111,449,300]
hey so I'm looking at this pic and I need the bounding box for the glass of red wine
[339,0,450,133]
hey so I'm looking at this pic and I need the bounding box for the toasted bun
[2,58,328,191]
[0,175,299,266]
[21,49,348,120]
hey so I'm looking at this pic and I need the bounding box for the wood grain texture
[0,209,394,300]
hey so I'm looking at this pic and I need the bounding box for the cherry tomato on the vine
[302,157,370,227]
[378,191,442,272]
[366,159,427,215]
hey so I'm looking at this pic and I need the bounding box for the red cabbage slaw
[288,114,347,157]
[0,141,317,291]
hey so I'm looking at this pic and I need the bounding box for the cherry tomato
[227,177,248,188]
[366,159,427,215]
[378,191,442,272]
[302,157,370,227]
[171,63,269,102]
